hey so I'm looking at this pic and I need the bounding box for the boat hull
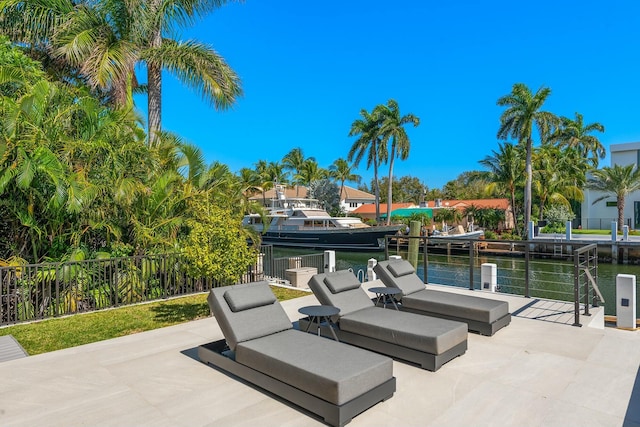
[259,226,400,251]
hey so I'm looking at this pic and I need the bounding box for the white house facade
[581,142,640,229]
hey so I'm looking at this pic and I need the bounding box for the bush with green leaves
[542,204,575,233]
[309,179,341,216]
[180,198,258,285]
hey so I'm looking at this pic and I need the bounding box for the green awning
[380,208,433,219]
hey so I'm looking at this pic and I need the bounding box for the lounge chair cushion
[224,285,277,312]
[236,329,392,406]
[374,260,425,296]
[208,282,292,351]
[403,289,509,324]
[387,260,415,278]
[324,270,362,294]
[340,307,468,355]
[309,272,374,317]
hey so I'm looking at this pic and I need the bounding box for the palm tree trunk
[339,180,345,215]
[148,60,161,146]
[618,196,625,232]
[147,0,163,147]
[373,157,380,223]
[510,186,518,232]
[524,137,533,238]
[386,155,395,226]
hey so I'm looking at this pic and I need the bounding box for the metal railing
[383,235,602,324]
[0,249,273,326]
[575,217,631,230]
[573,244,602,326]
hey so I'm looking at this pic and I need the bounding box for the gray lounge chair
[304,270,468,372]
[374,259,511,336]
[198,281,395,427]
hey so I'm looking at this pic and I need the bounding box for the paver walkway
[0,286,638,427]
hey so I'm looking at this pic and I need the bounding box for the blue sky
[154,0,640,189]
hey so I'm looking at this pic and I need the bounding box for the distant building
[249,185,374,212]
[581,142,640,229]
[352,203,416,222]
[352,199,514,230]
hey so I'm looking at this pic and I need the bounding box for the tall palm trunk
[618,196,625,232]
[524,137,532,238]
[373,156,380,223]
[386,148,396,226]
[339,180,345,215]
[510,185,518,233]
[147,1,162,147]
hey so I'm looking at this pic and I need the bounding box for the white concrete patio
[0,286,639,427]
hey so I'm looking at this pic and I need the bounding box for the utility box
[285,267,318,288]
[481,263,497,292]
[616,274,637,329]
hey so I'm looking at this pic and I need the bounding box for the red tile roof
[425,199,510,210]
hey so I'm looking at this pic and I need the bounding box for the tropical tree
[282,147,313,196]
[377,99,420,225]
[0,0,242,145]
[532,144,583,221]
[550,112,605,167]
[441,171,491,200]
[297,159,327,189]
[328,157,361,204]
[497,83,558,238]
[586,164,640,232]
[348,108,385,223]
[479,142,524,232]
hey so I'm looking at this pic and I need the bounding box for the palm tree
[587,164,640,232]
[377,99,420,225]
[550,112,606,168]
[533,144,583,221]
[0,0,242,145]
[297,159,327,189]
[479,142,524,232]
[348,108,385,223]
[328,158,361,207]
[282,147,313,197]
[497,83,558,238]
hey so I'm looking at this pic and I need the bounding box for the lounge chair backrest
[374,260,426,296]
[208,282,292,351]
[308,270,374,317]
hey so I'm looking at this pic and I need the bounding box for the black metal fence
[0,249,273,326]
[574,217,631,230]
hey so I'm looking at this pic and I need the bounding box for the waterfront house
[249,185,374,213]
[582,142,640,229]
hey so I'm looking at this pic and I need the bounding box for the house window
[349,202,358,208]
[606,201,617,207]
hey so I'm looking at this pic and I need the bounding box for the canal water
[273,247,640,316]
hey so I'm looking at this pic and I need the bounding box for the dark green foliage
[309,179,341,216]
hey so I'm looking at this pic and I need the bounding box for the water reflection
[272,247,640,315]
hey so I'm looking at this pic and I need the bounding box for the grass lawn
[0,286,309,356]
[572,229,640,235]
